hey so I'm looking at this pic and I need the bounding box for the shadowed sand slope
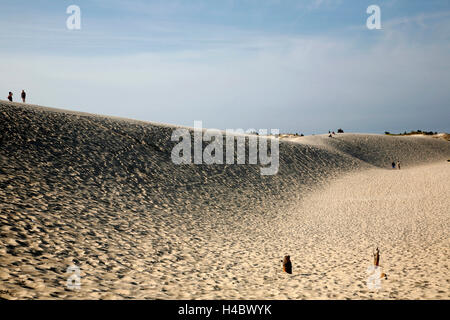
[1,100,449,299]
[285,133,450,168]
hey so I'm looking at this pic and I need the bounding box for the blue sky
[1,0,449,134]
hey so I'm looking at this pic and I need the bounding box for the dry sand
[0,100,449,299]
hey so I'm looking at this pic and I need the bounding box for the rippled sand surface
[1,101,449,299]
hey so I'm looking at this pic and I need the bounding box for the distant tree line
[384,130,438,135]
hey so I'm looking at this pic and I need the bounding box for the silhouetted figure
[391,161,396,169]
[332,131,336,135]
[282,256,292,274]
[21,90,26,103]
[397,161,401,170]
[7,92,13,102]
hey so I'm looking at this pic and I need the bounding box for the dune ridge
[1,100,449,299]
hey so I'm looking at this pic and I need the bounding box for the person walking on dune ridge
[7,92,13,102]
[21,90,26,103]
[397,161,401,170]
[391,161,396,169]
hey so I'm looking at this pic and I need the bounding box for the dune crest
[1,101,449,299]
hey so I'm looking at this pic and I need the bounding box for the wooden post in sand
[373,247,387,279]
[373,247,380,267]
[282,256,292,274]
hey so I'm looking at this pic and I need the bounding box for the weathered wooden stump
[282,255,292,274]
[373,247,380,266]
[373,247,387,279]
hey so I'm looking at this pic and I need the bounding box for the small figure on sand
[21,90,26,103]
[7,92,13,102]
[397,161,401,170]
[391,161,396,169]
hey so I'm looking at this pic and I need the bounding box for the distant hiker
[21,90,26,103]
[332,131,336,135]
[391,161,396,169]
[397,161,401,170]
[7,92,13,102]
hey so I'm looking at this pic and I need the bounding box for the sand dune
[1,100,449,299]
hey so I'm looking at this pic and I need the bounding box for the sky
[0,0,449,134]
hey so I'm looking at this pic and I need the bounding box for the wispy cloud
[1,1,449,133]
[307,0,342,11]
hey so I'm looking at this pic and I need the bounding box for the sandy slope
[276,162,449,299]
[0,100,449,299]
